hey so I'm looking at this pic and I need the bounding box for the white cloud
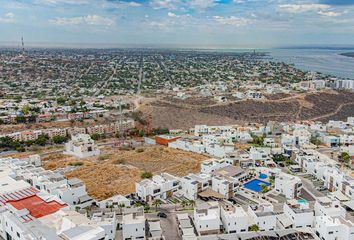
[150,0,181,10]
[167,12,178,17]
[126,2,142,7]
[279,4,330,13]
[318,11,342,17]
[150,0,215,10]
[212,15,251,26]
[37,0,89,4]
[104,1,142,9]
[188,0,215,9]
[0,12,16,23]
[50,15,114,26]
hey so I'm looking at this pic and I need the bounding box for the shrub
[141,171,153,179]
[69,161,84,167]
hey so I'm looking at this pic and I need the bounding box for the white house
[220,203,249,234]
[322,135,340,147]
[278,200,314,229]
[122,212,146,240]
[194,202,221,236]
[180,173,211,200]
[99,194,131,209]
[315,215,354,240]
[314,197,346,218]
[200,158,230,174]
[247,203,277,231]
[211,166,245,199]
[135,173,180,202]
[64,134,100,158]
[275,172,302,199]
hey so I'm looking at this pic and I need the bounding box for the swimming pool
[244,179,271,192]
[298,199,308,204]
[259,173,268,179]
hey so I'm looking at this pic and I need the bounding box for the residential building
[64,134,100,158]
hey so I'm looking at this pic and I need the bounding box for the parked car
[157,212,167,218]
[278,162,285,167]
[316,186,327,191]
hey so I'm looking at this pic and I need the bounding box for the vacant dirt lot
[141,91,354,129]
[42,145,208,200]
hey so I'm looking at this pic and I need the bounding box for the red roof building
[8,195,67,219]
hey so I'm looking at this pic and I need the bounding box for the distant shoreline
[340,52,354,58]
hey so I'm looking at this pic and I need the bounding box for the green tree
[35,134,49,146]
[249,224,259,232]
[272,154,285,162]
[261,184,269,193]
[21,105,30,115]
[118,203,125,212]
[310,136,322,146]
[250,133,265,146]
[90,133,101,141]
[15,115,26,123]
[268,176,275,185]
[341,152,350,164]
[153,199,162,211]
[152,128,169,135]
[52,135,68,144]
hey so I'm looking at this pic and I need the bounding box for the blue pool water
[244,179,271,192]
[259,173,267,179]
[298,199,308,204]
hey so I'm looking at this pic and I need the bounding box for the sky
[0,0,354,48]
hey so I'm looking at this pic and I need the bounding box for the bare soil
[42,145,208,200]
[141,91,354,129]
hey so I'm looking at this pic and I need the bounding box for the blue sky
[0,0,354,48]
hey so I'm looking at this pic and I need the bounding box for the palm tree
[153,199,162,211]
[189,200,195,208]
[261,184,268,193]
[118,203,125,214]
[181,200,188,209]
[108,204,114,212]
[144,204,150,213]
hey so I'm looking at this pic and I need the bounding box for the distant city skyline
[1,0,354,48]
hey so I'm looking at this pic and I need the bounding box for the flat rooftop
[9,195,67,218]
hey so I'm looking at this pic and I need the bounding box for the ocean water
[268,48,354,79]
